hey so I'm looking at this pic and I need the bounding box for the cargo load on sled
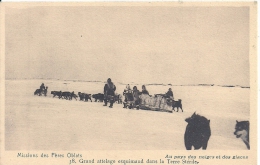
[139,94,173,113]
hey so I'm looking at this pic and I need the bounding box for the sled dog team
[34,79,250,150]
[35,79,183,111]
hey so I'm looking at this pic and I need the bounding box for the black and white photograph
[0,2,257,165]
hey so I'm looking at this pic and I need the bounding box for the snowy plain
[5,79,250,150]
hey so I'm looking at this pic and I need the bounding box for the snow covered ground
[5,79,250,150]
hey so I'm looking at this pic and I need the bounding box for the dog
[51,91,62,98]
[69,93,78,101]
[59,91,71,99]
[84,93,92,102]
[234,120,250,150]
[184,112,211,150]
[172,99,183,112]
[92,93,104,102]
[78,92,92,102]
[113,94,122,104]
[34,89,41,95]
[78,92,85,101]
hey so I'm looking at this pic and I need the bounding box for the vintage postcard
[0,2,257,165]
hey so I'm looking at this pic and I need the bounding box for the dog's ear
[236,120,238,123]
[208,120,210,123]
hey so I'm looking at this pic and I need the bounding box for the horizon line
[5,78,250,88]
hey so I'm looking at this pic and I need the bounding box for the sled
[139,94,173,113]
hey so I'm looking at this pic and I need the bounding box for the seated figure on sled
[165,88,174,106]
[103,78,116,108]
[165,88,174,99]
[139,85,152,110]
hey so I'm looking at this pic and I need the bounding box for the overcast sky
[5,6,249,86]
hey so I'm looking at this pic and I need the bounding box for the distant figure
[133,86,140,110]
[123,84,131,94]
[141,85,149,95]
[184,112,211,150]
[44,86,48,96]
[103,78,116,108]
[165,88,174,99]
[39,83,45,96]
[123,84,132,104]
[40,83,45,91]
[126,84,131,90]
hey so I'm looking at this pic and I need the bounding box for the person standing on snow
[103,78,116,108]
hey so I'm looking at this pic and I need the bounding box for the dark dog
[78,92,85,101]
[34,89,41,95]
[59,92,71,99]
[84,93,92,102]
[69,93,78,101]
[51,91,62,98]
[114,94,122,104]
[92,93,104,102]
[234,120,250,150]
[184,112,211,150]
[172,99,183,112]
[78,92,91,102]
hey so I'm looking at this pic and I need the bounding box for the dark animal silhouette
[51,91,62,98]
[172,99,183,112]
[59,92,71,99]
[69,93,78,101]
[114,94,122,104]
[78,92,85,101]
[234,120,250,150]
[84,94,92,102]
[34,89,41,96]
[92,93,104,102]
[184,112,211,150]
[82,93,92,102]
[78,92,91,101]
